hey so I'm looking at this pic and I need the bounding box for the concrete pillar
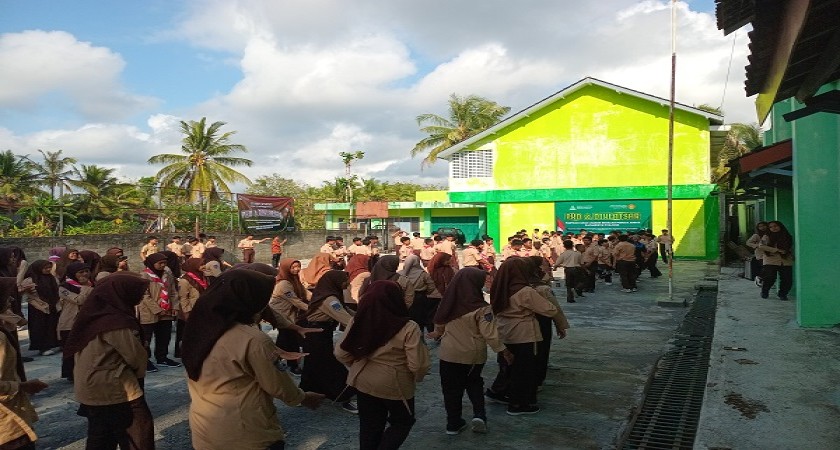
[792,110,840,326]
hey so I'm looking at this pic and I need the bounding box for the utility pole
[667,0,677,299]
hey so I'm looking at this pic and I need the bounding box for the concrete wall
[0,230,347,267]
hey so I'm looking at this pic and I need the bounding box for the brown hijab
[339,280,409,359]
[306,270,348,318]
[0,278,25,381]
[301,253,333,286]
[181,258,208,293]
[23,260,60,307]
[63,273,149,358]
[276,258,307,300]
[181,269,275,381]
[427,252,454,295]
[345,254,371,284]
[489,257,531,314]
[434,267,488,325]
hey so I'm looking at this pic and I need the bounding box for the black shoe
[22,356,34,363]
[760,291,769,299]
[567,299,577,303]
[157,358,182,368]
[506,404,540,416]
[779,295,789,301]
[446,419,468,435]
[341,401,359,414]
[485,389,509,405]
[146,361,159,373]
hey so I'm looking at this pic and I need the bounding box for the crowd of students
[2,225,681,449]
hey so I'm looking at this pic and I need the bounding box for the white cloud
[1,1,757,191]
[0,30,158,120]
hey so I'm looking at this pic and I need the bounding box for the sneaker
[485,389,509,405]
[445,420,468,435]
[604,282,613,285]
[754,276,762,287]
[621,289,633,293]
[40,349,56,356]
[631,288,638,292]
[157,358,182,368]
[506,404,540,416]
[341,401,359,414]
[146,361,159,373]
[471,417,487,434]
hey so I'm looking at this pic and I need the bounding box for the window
[450,149,493,178]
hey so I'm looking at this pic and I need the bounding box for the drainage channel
[619,287,718,449]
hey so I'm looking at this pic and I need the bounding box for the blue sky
[0,0,750,188]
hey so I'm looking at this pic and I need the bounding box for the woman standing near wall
[745,222,769,286]
[57,262,93,381]
[19,260,61,356]
[758,221,794,301]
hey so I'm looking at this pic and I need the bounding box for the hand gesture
[300,391,325,410]
[500,348,515,365]
[274,348,308,361]
[295,326,323,339]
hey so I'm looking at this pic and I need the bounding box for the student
[139,236,159,262]
[19,260,61,356]
[345,255,373,306]
[486,258,561,415]
[419,238,437,267]
[139,253,181,372]
[410,232,425,256]
[300,253,333,288]
[271,236,288,268]
[553,240,584,302]
[580,235,599,292]
[1,280,48,450]
[757,221,794,300]
[65,273,155,450]
[176,259,207,358]
[360,255,414,308]
[745,222,769,287]
[427,252,455,297]
[188,237,205,261]
[182,270,324,450]
[167,236,185,262]
[57,262,94,381]
[298,270,358,413]
[398,237,414,264]
[526,256,569,388]
[238,235,270,264]
[270,259,310,375]
[596,239,614,285]
[462,239,484,268]
[347,237,365,258]
[429,267,510,435]
[335,280,430,449]
[205,236,218,248]
[656,229,674,263]
[612,235,639,293]
[400,255,442,334]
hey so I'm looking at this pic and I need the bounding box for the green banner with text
[555,200,651,233]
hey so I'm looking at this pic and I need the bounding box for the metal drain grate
[620,288,718,449]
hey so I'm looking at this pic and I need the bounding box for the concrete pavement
[19,259,827,449]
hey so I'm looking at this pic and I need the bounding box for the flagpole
[667,0,676,300]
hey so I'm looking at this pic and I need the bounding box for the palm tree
[714,123,763,184]
[0,150,41,214]
[148,117,252,211]
[70,164,139,219]
[29,149,77,199]
[412,94,511,165]
[16,194,75,228]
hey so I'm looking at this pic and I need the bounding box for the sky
[0,0,754,191]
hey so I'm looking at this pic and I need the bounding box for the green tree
[412,94,510,165]
[247,175,306,198]
[714,123,763,185]
[0,150,41,214]
[148,117,252,211]
[16,194,75,229]
[70,164,148,219]
[29,149,77,199]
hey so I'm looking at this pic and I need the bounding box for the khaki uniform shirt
[177,278,202,316]
[139,243,158,261]
[166,242,184,257]
[757,243,794,266]
[612,242,637,262]
[269,280,309,323]
[419,246,436,262]
[410,238,425,251]
[495,287,558,345]
[554,249,582,268]
[461,247,482,267]
[398,245,414,262]
[0,332,38,445]
[335,320,430,401]
[346,244,365,256]
[582,244,599,265]
[305,295,353,326]
[434,242,453,255]
[73,328,147,406]
[349,272,370,304]
[438,305,505,365]
[534,285,570,330]
[190,242,206,259]
[187,324,305,449]
[57,285,93,332]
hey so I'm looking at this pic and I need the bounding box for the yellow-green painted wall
[480,85,710,190]
[415,191,449,202]
[499,203,555,241]
[431,208,481,217]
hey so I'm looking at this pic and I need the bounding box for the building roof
[437,77,724,160]
[716,0,840,121]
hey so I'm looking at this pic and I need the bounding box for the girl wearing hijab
[139,253,180,372]
[78,251,102,279]
[360,255,413,307]
[335,280,430,449]
[182,270,324,450]
[426,252,455,296]
[175,258,207,359]
[19,260,61,356]
[57,262,94,381]
[526,256,569,389]
[200,247,227,281]
[54,248,82,281]
[757,221,795,300]
[345,254,373,307]
[300,252,333,288]
[427,267,510,435]
[399,254,442,334]
[0,247,27,316]
[1,278,48,450]
[270,259,310,376]
[298,270,358,413]
[486,258,562,416]
[96,254,129,282]
[47,246,65,264]
[745,222,770,287]
[65,273,154,450]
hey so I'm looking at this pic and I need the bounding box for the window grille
[450,149,494,178]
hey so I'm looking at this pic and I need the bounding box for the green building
[438,77,724,259]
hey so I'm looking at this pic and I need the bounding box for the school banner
[554,200,651,233]
[237,194,295,232]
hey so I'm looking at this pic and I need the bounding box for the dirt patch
[734,358,759,365]
[724,392,769,419]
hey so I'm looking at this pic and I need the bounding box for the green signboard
[555,200,651,233]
